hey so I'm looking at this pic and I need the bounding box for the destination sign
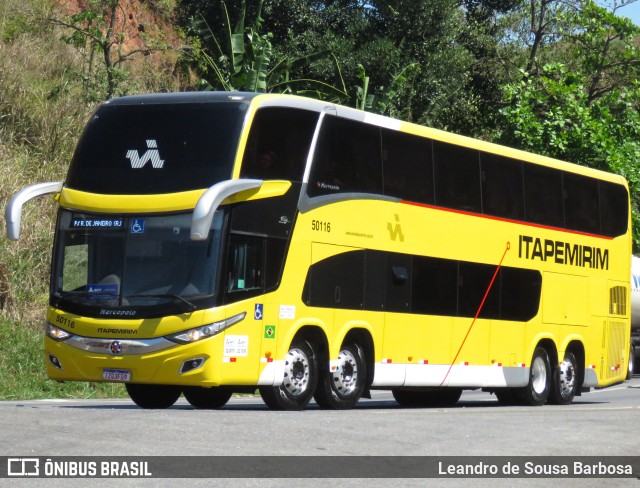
[71,218,124,229]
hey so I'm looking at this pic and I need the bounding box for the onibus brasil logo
[126,140,164,169]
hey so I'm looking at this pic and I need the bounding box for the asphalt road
[1,376,639,488]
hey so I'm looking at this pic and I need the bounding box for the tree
[52,0,171,100]
[497,1,640,249]
[184,0,347,98]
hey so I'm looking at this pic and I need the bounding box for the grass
[0,317,126,399]
[0,0,179,400]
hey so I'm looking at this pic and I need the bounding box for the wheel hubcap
[332,349,359,396]
[558,358,575,397]
[283,348,309,396]
[531,356,547,395]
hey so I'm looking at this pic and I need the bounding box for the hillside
[0,0,183,398]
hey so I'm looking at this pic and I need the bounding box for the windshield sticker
[224,335,249,357]
[254,303,263,320]
[87,283,119,296]
[264,325,276,339]
[279,305,295,320]
[130,219,145,234]
[71,218,124,229]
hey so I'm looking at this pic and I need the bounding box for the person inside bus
[242,145,283,180]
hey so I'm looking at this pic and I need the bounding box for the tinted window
[240,107,319,181]
[308,116,382,197]
[66,102,245,194]
[563,172,600,234]
[599,181,629,237]
[433,141,481,212]
[458,262,500,318]
[524,164,563,227]
[386,254,412,312]
[481,153,524,220]
[499,267,542,321]
[412,256,458,316]
[302,250,364,308]
[302,250,541,321]
[382,129,434,204]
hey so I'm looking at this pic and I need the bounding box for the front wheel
[259,339,318,410]
[549,352,578,405]
[125,383,181,409]
[184,386,232,409]
[314,343,366,409]
[516,347,551,406]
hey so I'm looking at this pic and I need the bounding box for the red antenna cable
[439,241,511,387]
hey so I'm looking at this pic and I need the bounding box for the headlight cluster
[46,323,73,341]
[166,312,246,344]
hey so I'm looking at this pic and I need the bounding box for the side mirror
[5,182,63,240]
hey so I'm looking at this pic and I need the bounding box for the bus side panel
[542,272,588,326]
[489,320,526,369]
[219,302,263,385]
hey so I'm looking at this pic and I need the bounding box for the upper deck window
[308,115,383,197]
[240,107,319,182]
[65,102,246,194]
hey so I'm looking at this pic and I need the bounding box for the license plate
[102,369,131,382]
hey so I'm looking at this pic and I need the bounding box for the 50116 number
[311,220,331,233]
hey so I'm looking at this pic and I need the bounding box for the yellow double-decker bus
[5,92,631,409]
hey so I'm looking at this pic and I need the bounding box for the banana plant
[189,0,347,99]
[354,62,419,116]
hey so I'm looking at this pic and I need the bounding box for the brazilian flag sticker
[264,325,276,339]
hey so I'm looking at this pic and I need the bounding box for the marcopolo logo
[126,140,164,169]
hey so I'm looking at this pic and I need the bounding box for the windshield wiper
[126,294,197,313]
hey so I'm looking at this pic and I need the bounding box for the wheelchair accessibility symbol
[131,219,145,234]
[254,303,263,320]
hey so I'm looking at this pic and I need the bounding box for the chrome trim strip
[65,336,176,356]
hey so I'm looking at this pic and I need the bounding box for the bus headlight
[46,323,73,341]
[166,312,246,344]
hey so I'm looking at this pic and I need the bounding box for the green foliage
[185,0,348,98]
[0,317,125,399]
[53,0,173,100]
[0,0,177,399]
[499,63,640,250]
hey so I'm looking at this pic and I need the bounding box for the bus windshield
[51,210,224,318]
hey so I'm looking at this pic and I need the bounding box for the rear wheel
[314,343,366,409]
[183,386,232,409]
[392,388,462,407]
[125,383,181,409]
[259,339,318,410]
[549,352,578,405]
[517,347,551,406]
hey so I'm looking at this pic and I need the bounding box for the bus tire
[259,339,318,410]
[627,345,635,380]
[314,343,366,409]
[392,388,462,407]
[183,386,232,409]
[549,352,578,405]
[125,383,181,409]
[517,347,551,406]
